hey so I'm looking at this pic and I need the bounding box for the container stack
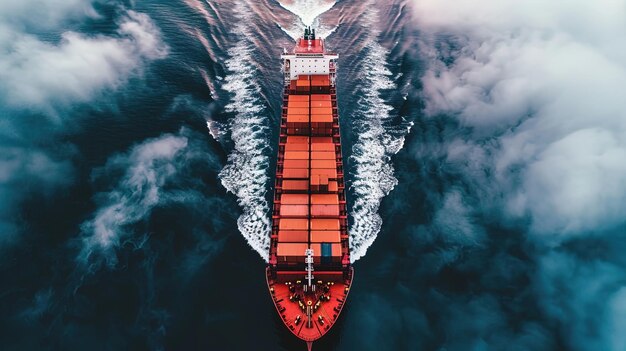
[311,75,330,93]
[273,73,345,268]
[296,74,311,94]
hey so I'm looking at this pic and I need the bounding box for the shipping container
[310,175,320,186]
[284,143,309,151]
[310,114,333,123]
[277,242,308,259]
[310,168,337,179]
[286,136,309,143]
[311,101,332,108]
[311,160,337,169]
[311,151,335,160]
[284,151,309,159]
[310,230,341,242]
[282,168,309,179]
[287,101,309,108]
[282,180,309,191]
[283,159,309,169]
[286,127,310,135]
[279,218,309,231]
[287,107,309,115]
[311,107,332,115]
[286,115,308,124]
[278,230,309,242]
[280,204,309,217]
[311,194,339,205]
[311,143,335,151]
[296,79,310,86]
[310,129,330,137]
[310,219,340,231]
[288,95,309,102]
[311,204,340,217]
[281,194,309,204]
[310,94,332,101]
[311,136,333,143]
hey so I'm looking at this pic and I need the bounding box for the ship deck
[266,268,353,341]
[267,71,352,345]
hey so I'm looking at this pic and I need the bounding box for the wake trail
[205,1,273,261]
[347,6,412,261]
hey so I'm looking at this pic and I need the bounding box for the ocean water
[0,1,416,350]
[2,0,621,350]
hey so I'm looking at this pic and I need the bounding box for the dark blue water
[0,1,417,350]
[1,1,620,350]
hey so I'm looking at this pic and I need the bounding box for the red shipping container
[311,107,332,115]
[281,194,309,204]
[280,205,308,217]
[284,159,309,168]
[310,160,334,169]
[311,194,339,205]
[310,114,333,123]
[311,151,335,160]
[287,107,309,115]
[279,218,308,231]
[296,79,310,86]
[311,168,337,179]
[332,243,342,257]
[288,95,309,101]
[311,101,332,108]
[278,231,309,242]
[284,143,309,151]
[284,151,309,159]
[282,180,309,191]
[287,127,310,135]
[288,101,309,108]
[320,175,329,185]
[311,143,334,151]
[286,136,309,143]
[311,204,340,217]
[277,242,308,258]
[286,115,308,123]
[310,230,341,242]
[311,136,333,143]
[282,168,308,179]
[310,219,340,230]
[310,94,331,101]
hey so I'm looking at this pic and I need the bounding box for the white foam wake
[215,2,272,261]
[276,0,337,27]
[348,6,412,261]
[276,0,338,41]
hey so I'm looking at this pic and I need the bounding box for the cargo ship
[266,28,353,350]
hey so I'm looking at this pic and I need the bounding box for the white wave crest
[276,0,338,42]
[216,2,271,261]
[348,6,412,262]
[277,0,337,27]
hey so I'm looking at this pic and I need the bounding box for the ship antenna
[305,249,314,291]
